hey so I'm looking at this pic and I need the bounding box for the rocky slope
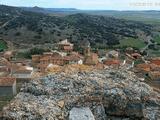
[2,67,160,120]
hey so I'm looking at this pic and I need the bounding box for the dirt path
[0,9,21,30]
[0,16,18,30]
[141,36,153,52]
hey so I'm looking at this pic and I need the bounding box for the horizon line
[1,4,160,11]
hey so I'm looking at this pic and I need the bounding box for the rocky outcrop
[2,67,160,120]
[69,107,95,120]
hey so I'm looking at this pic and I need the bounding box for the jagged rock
[69,107,95,120]
[58,100,65,108]
[2,67,160,120]
[92,104,106,120]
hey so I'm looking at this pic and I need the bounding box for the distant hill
[0,5,157,50]
[19,6,160,25]
[20,6,78,14]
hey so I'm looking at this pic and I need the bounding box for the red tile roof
[0,77,16,86]
[66,54,83,61]
[37,63,48,68]
[150,59,160,66]
[104,60,121,66]
[14,66,33,74]
[131,53,141,57]
[136,64,151,72]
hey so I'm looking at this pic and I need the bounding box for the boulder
[2,67,160,120]
[69,107,95,120]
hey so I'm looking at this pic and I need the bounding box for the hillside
[0,5,155,50]
[19,6,160,25]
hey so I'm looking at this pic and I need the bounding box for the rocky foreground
[2,67,160,120]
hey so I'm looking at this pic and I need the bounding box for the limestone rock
[69,107,95,120]
[2,67,160,120]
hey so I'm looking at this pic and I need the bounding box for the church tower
[84,41,91,56]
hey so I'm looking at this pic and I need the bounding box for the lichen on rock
[2,67,160,120]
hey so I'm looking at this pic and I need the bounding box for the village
[0,39,160,111]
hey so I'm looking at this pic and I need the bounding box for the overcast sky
[1,0,160,10]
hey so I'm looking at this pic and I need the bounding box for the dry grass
[46,64,94,74]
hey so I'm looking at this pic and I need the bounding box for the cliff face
[2,68,160,120]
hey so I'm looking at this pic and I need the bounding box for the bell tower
[84,42,91,56]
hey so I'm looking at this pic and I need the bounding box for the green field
[153,36,160,44]
[148,50,160,57]
[0,40,7,51]
[115,37,146,49]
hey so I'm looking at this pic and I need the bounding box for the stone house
[67,56,83,65]
[126,53,142,60]
[149,71,160,80]
[33,51,84,72]
[83,44,99,65]
[12,66,33,80]
[32,51,67,67]
[0,77,16,96]
[136,62,160,79]
[3,51,14,61]
[84,53,99,65]
[38,54,84,72]
[150,58,160,66]
[136,63,151,72]
[103,59,121,67]
[126,47,134,54]
[31,55,41,67]
[107,50,119,59]
[11,59,31,67]
[37,56,67,72]
[57,39,74,52]
[67,52,84,65]
[131,53,142,59]
[0,58,11,77]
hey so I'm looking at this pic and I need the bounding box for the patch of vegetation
[148,49,160,57]
[14,32,21,36]
[16,47,50,59]
[0,40,7,52]
[134,59,144,65]
[0,96,13,111]
[153,36,160,44]
[115,37,146,49]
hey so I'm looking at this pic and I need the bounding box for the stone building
[37,56,68,72]
[150,58,160,66]
[135,62,160,80]
[3,51,14,61]
[0,58,11,77]
[83,42,99,65]
[33,51,84,72]
[57,39,74,52]
[12,66,33,80]
[149,71,160,80]
[103,59,121,67]
[107,50,119,59]
[32,55,41,67]
[0,77,16,96]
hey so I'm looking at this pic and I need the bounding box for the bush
[34,35,42,39]
[14,32,21,36]
[16,48,49,59]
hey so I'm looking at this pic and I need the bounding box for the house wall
[149,72,160,80]
[13,73,31,79]
[12,81,17,95]
[0,87,13,96]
